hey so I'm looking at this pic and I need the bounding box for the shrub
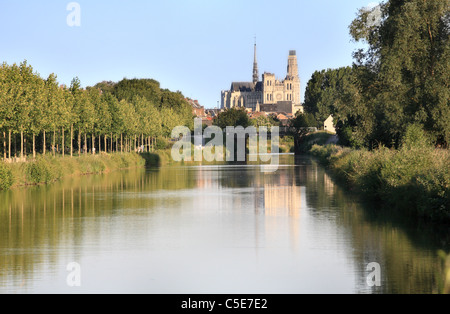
[297,132,334,153]
[155,137,170,150]
[0,162,13,190]
[26,157,53,184]
[402,123,433,150]
[310,142,450,223]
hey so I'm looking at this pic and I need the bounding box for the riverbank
[0,152,165,190]
[309,144,450,224]
[295,131,336,153]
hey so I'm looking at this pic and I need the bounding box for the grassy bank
[279,136,295,153]
[296,131,335,153]
[310,143,450,223]
[0,152,165,190]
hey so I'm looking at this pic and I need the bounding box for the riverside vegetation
[309,124,450,224]
[298,0,449,225]
[0,152,169,190]
[0,60,194,190]
[0,63,194,161]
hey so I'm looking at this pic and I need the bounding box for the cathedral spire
[252,38,259,85]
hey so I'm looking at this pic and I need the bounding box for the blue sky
[0,0,379,108]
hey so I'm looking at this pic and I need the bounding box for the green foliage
[93,81,115,95]
[310,144,450,223]
[0,162,13,190]
[303,67,355,124]
[250,115,280,128]
[26,156,64,184]
[214,108,251,129]
[140,153,162,167]
[401,123,433,150]
[296,132,335,153]
[14,153,146,187]
[155,137,170,150]
[113,78,161,104]
[349,0,450,147]
[306,0,449,148]
[279,136,295,153]
[0,62,195,158]
[290,112,317,129]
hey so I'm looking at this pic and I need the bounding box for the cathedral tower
[286,50,302,113]
[287,50,299,78]
[253,42,259,85]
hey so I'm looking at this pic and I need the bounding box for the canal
[0,155,447,294]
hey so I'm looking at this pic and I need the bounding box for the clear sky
[0,0,379,109]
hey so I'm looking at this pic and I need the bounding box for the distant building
[186,98,205,117]
[202,117,213,127]
[250,111,267,119]
[324,115,336,134]
[205,109,222,118]
[221,44,304,115]
[277,113,290,126]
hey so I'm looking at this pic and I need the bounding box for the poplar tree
[0,64,8,159]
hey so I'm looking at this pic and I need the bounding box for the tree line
[0,62,194,160]
[303,0,449,148]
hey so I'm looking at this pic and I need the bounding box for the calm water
[0,155,447,294]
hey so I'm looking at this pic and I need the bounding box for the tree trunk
[20,129,24,159]
[105,135,107,154]
[98,134,101,153]
[33,133,36,159]
[53,129,56,156]
[78,129,81,156]
[8,130,11,160]
[70,125,73,158]
[84,133,87,155]
[43,130,46,155]
[110,133,113,153]
[92,135,95,155]
[121,134,123,153]
[3,131,6,160]
[62,127,65,158]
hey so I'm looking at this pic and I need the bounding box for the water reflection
[0,156,447,294]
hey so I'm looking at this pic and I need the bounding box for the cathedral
[221,44,303,115]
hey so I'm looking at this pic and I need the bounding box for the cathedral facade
[221,45,303,115]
